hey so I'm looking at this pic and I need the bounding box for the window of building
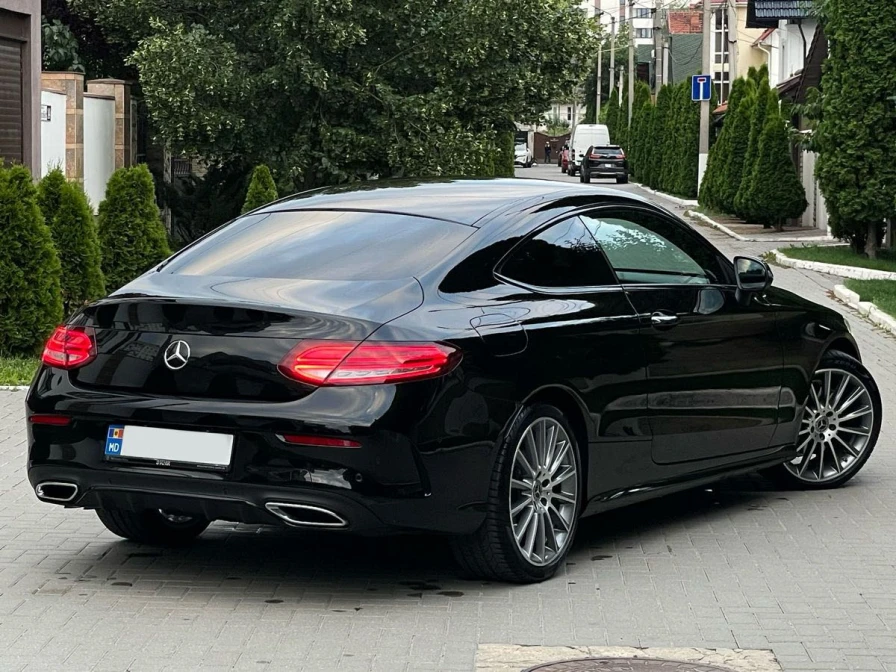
[635,8,651,18]
[567,106,572,121]
[712,8,729,65]
[713,70,730,105]
[635,28,652,39]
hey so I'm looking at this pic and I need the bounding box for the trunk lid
[69,274,423,401]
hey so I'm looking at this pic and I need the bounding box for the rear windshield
[590,147,623,156]
[163,210,472,280]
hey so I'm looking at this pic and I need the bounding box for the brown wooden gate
[534,132,570,165]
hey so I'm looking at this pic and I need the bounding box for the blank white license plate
[104,425,233,468]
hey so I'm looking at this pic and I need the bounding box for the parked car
[513,143,533,168]
[580,145,628,184]
[567,123,610,176]
[27,179,881,583]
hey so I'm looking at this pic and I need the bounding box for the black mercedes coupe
[27,179,882,583]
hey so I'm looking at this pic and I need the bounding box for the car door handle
[650,312,680,328]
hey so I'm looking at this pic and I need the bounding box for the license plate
[105,425,233,469]
[602,163,614,168]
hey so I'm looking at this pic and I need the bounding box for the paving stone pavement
[1,172,894,672]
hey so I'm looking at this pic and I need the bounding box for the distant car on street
[514,143,533,168]
[580,145,628,184]
[567,123,610,176]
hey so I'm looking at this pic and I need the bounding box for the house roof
[752,27,776,46]
[668,10,702,34]
[747,0,814,28]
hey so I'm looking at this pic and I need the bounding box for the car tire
[616,175,629,184]
[450,404,582,583]
[762,349,882,490]
[582,171,591,184]
[97,508,210,545]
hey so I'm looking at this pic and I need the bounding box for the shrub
[98,164,172,292]
[735,72,771,220]
[700,78,747,210]
[36,168,67,224]
[748,93,807,229]
[53,183,106,315]
[718,78,755,213]
[241,164,279,214]
[0,165,63,355]
[494,131,515,178]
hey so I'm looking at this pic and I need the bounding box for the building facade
[0,0,40,172]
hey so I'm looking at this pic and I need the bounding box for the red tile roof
[668,10,703,34]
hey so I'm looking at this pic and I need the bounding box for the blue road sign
[691,74,712,102]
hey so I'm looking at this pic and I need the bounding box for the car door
[494,216,651,496]
[582,207,783,464]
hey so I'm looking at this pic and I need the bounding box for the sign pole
[698,0,712,189]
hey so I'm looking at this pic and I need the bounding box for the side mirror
[734,256,773,304]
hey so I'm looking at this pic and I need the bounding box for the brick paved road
[0,167,894,671]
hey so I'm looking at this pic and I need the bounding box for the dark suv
[580,145,628,184]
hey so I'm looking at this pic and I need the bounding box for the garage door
[0,36,24,165]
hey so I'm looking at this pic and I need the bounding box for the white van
[567,124,610,176]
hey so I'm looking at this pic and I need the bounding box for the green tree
[0,166,64,355]
[719,78,756,214]
[241,165,279,214]
[494,131,515,178]
[38,170,105,316]
[544,114,571,136]
[74,0,599,190]
[605,89,620,144]
[748,91,807,229]
[735,69,771,220]
[700,79,746,210]
[646,84,673,190]
[815,0,896,256]
[98,164,172,291]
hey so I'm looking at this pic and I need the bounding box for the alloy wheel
[508,418,578,567]
[785,368,875,483]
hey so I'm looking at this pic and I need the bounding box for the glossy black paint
[27,179,858,536]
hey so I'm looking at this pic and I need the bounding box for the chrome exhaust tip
[265,502,348,528]
[35,481,79,503]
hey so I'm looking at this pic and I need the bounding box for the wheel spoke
[537,421,548,468]
[543,423,557,470]
[833,433,860,458]
[548,502,571,533]
[515,506,535,543]
[838,387,865,414]
[523,428,539,471]
[810,383,824,411]
[535,512,547,562]
[552,491,576,505]
[839,406,872,423]
[798,440,817,476]
[838,426,870,437]
[831,373,850,409]
[511,478,531,491]
[826,441,842,473]
[824,371,833,406]
[516,450,537,479]
[511,497,531,517]
[550,466,576,488]
[548,441,570,477]
[524,509,539,558]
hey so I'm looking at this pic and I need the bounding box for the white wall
[39,90,66,177]
[83,95,115,212]
[768,19,817,88]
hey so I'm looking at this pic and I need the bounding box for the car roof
[257,178,655,226]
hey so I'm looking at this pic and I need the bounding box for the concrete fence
[39,72,136,210]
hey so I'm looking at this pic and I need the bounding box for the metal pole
[727,0,738,82]
[597,47,603,120]
[628,0,635,124]
[609,17,616,100]
[698,0,712,189]
[654,7,662,95]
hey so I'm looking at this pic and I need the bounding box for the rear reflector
[278,434,361,448]
[278,341,461,386]
[41,326,96,370]
[28,414,71,426]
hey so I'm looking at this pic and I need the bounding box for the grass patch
[782,245,896,273]
[0,357,39,386]
[845,279,896,319]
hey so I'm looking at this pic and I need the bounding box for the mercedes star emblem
[163,340,191,370]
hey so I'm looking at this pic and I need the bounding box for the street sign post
[691,74,712,102]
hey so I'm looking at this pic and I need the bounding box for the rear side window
[163,210,472,280]
[498,217,616,289]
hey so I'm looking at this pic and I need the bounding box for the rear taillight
[28,414,71,426]
[278,434,361,448]
[278,341,461,386]
[41,326,96,369]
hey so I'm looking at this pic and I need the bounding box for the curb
[684,209,834,243]
[771,249,896,281]
[0,386,28,392]
[833,285,896,336]
[633,183,699,207]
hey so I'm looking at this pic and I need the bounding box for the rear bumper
[26,368,505,536]
[585,166,627,177]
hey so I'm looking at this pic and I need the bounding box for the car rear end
[26,208,484,536]
[583,146,628,183]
